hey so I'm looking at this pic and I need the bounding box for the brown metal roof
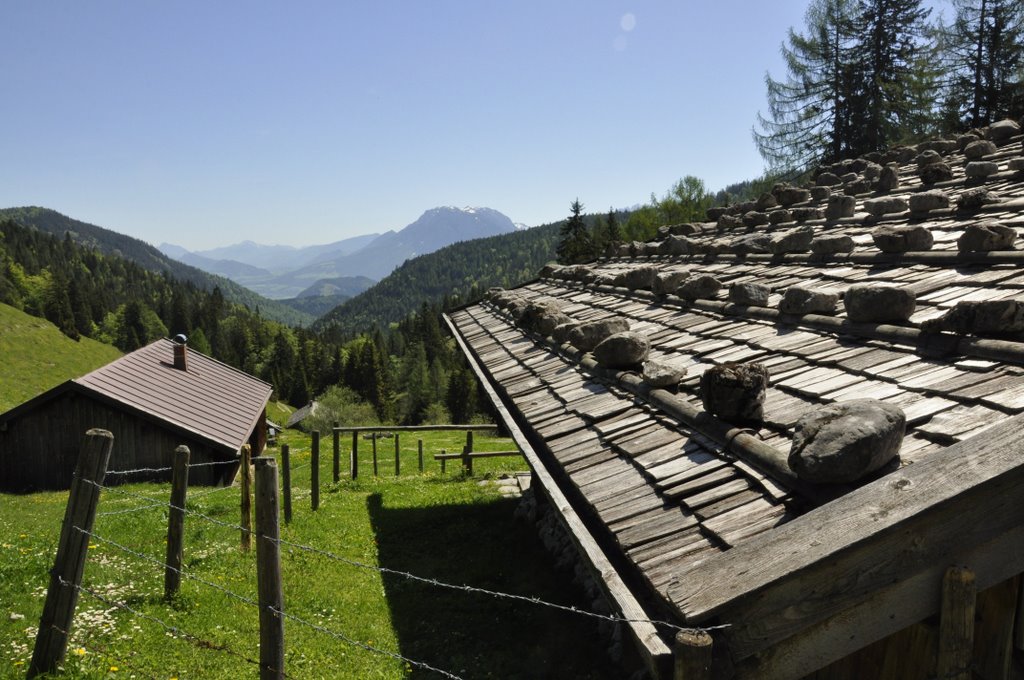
[72,338,273,453]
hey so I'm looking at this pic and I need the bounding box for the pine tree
[849,0,932,151]
[937,0,1024,129]
[605,208,622,245]
[754,0,860,171]
[556,199,593,265]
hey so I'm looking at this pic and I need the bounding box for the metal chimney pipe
[172,334,188,371]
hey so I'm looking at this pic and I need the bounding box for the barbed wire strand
[72,526,462,679]
[86,480,724,634]
[106,459,237,477]
[58,577,285,678]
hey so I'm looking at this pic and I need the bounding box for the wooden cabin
[446,121,1024,678]
[0,337,273,491]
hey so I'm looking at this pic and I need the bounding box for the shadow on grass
[367,492,622,680]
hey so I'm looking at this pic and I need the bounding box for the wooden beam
[937,566,976,680]
[667,412,1024,667]
[444,313,674,679]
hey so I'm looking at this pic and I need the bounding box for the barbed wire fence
[26,428,713,679]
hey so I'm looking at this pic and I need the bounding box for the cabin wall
[0,392,237,491]
[801,573,1022,680]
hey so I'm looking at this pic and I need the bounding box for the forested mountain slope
[313,221,560,339]
[0,207,313,326]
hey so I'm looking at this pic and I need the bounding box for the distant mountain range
[158,206,518,299]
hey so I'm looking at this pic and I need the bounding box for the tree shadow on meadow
[366,492,623,680]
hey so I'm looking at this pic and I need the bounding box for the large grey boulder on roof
[908,190,950,213]
[844,284,916,323]
[789,399,905,484]
[729,282,771,307]
[779,286,839,315]
[864,196,908,217]
[825,194,856,220]
[922,300,1024,335]
[569,318,631,352]
[965,160,1000,178]
[642,360,688,388]
[987,119,1021,141]
[700,362,769,423]
[810,234,855,256]
[957,221,1017,252]
[653,270,690,295]
[872,225,934,252]
[769,225,814,254]
[593,331,650,369]
[678,274,723,300]
[964,139,997,159]
[919,162,954,185]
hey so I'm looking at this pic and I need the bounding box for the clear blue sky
[1,1,814,250]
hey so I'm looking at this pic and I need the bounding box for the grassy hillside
[0,429,621,679]
[0,303,122,412]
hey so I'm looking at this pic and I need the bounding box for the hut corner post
[332,422,340,483]
[938,566,976,680]
[673,629,713,680]
[28,429,114,678]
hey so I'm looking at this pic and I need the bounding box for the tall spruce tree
[937,0,1024,129]
[849,0,932,152]
[556,199,593,265]
[754,0,859,172]
[605,208,622,245]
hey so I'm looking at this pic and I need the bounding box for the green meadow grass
[0,303,122,413]
[0,429,621,679]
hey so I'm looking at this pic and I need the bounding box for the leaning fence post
[673,629,713,680]
[240,444,252,552]
[29,429,113,678]
[164,445,190,600]
[350,431,359,480]
[281,444,292,525]
[418,439,424,473]
[394,433,401,477]
[311,431,320,511]
[332,422,340,483]
[254,457,285,679]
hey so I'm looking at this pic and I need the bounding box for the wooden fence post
[254,457,285,679]
[164,445,190,600]
[372,435,378,476]
[281,444,292,525]
[418,439,424,473]
[351,431,358,480]
[441,449,447,474]
[311,431,320,511]
[938,566,976,680]
[394,433,400,477]
[673,629,713,680]
[29,429,113,678]
[463,430,474,476]
[332,422,340,483]
[240,444,252,551]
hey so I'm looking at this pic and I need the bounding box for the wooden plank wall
[0,392,233,491]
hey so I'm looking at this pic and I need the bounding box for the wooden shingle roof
[447,122,1024,677]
